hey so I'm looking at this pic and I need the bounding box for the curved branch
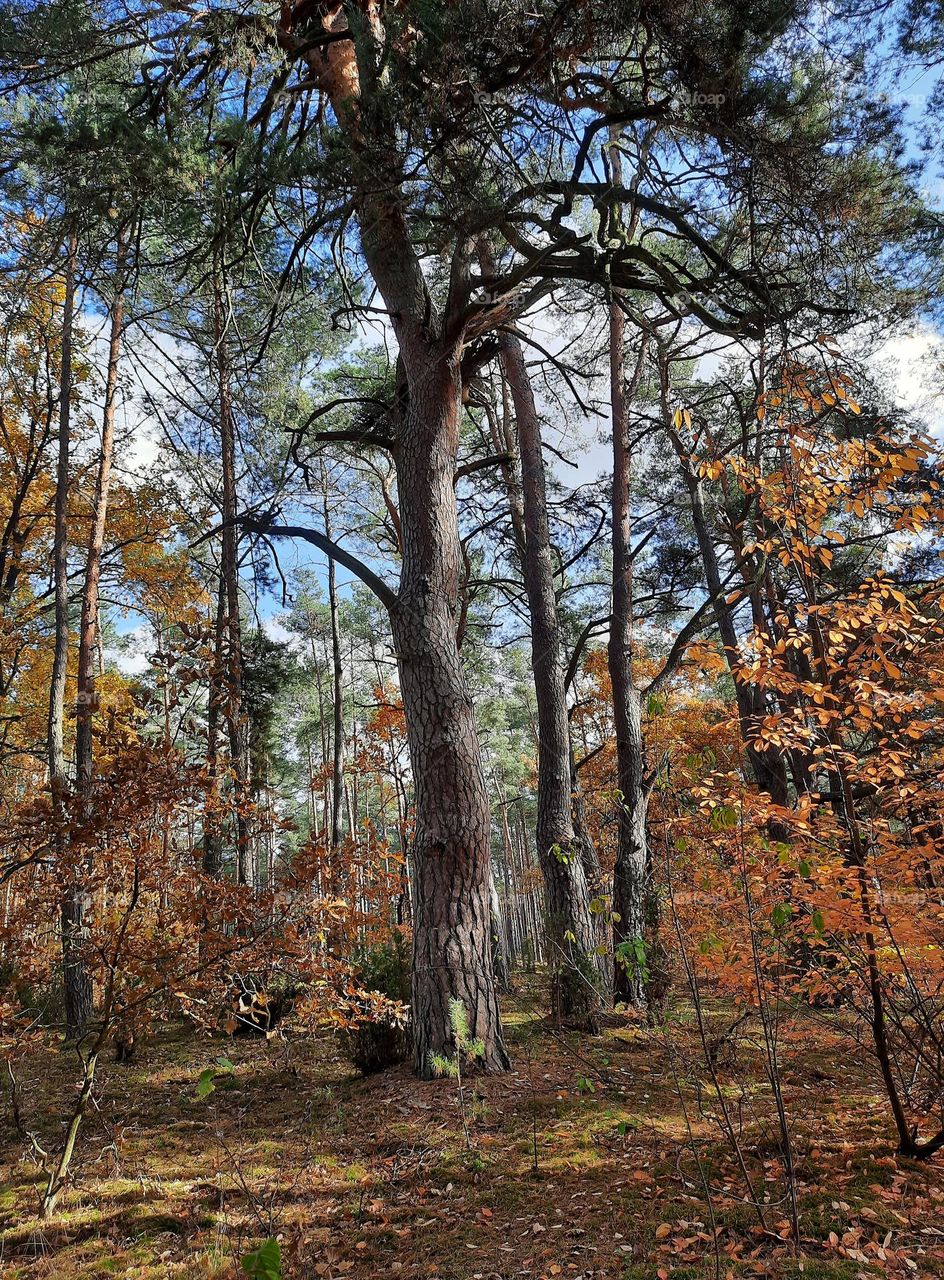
[565,614,611,692]
[454,452,511,484]
[240,517,398,612]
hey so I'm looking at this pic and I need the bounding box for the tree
[496,326,601,1028]
[3,0,935,1077]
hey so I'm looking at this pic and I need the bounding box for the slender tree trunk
[50,233,92,1040]
[48,236,75,795]
[202,578,226,877]
[213,271,252,887]
[75,229,127,792]
[490,871,510,991]
[664,419,790,810]
[572,750,612,998]
[322,478,346,850]
[606,255,653,1007]
[498,330,600,1029]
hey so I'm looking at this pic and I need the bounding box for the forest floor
[1,988,943,1280]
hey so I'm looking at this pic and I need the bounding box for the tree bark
[202,577,227,878]
[213,270,252,887]
[390,350,509,1076]
[322,471,345,849]
[275,16,507,1074]
[497,329,600,1029]
[75,229,127,793]
[489,870,510,991]
[607,283,651,1008]
[50,233,93,1039]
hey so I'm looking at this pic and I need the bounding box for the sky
[82,29,944,675]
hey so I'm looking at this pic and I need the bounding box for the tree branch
[240,517,398,612]
[565,615,611,692]
[454,452,511,484]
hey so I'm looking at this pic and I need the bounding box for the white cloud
[872,325,944,435]
[104,624,152,675]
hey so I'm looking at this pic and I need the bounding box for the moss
[3,1004,942,1280]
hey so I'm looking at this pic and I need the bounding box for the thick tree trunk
[277,23,508,1073]
[391,353,509,1077]
[498,331,600,1029]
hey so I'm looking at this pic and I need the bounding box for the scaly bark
[322,469,345,849]
[277,6,509,1073]
[390,351,509,1075]
[497,327,600,1029]
[202,577,226,878]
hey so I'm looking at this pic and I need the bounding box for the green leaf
[195,1068,216,1099]
[615,936,649,981]
[710,804,738,831]
[241,1237,282,1279]
[772,902,793,930]
[196,1057,234,1099]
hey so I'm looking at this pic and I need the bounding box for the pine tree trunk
[609,681,650,1005]
[281,29,508,1071]
[498,330,600,1029]
[202,578,226,877]
[390,353,509,1077]
[75,230,126,792]
[607,292,651,1008]
[213,271,252,886]
[50,232,92,1039]
[490,871,510,991]
[572,752,612,997]
[322,476,345,849]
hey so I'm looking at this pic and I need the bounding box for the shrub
[339,931,411,1074]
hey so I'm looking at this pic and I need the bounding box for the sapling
[428,998,484,1150]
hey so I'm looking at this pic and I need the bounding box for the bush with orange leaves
[663,362,944,1158]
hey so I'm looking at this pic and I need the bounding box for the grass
[0,991,942,1279]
